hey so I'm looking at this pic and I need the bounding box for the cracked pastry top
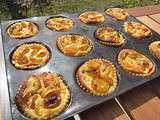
[124,21,151,38]
[95,27,125,46]
[76,59,118,96]
[57,34,93,56]
[46,17,74,31]
[105,8,129,20]
[118,49,155,76]
[149,41,160,60]
[16,72,71,120]
[79,11,105,24]
[11,43,51,69]
[7,21,38,39]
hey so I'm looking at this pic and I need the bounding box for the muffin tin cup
[15,72,72,120]
[76,58,118,96]
[1,8,160,120]
[123,22,152,39]
[149,50,160,60]
[45,16,75,32]
[125,31,152,39]
[78,11,105,25]
[104,8,129,21]
[6,20,39,39]
[117,50,156,77]
[56,33,93,57]
[149,41,160,60]
[94,28,126,47]
[9,41,52,70]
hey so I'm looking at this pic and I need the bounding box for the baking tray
[1,9,160,120]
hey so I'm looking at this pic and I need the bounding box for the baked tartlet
[95,27,125,46]
[105,8,129,20]
[7,21,38,39]
[118,49,155,77]
[124,21,152,38]
[79,11,105,24]
[46,16,74,31]
[149,41,160,60]
[57,34,93,56]
[11,42,51,69]
[76,59,118,96]
[16,72,71,120]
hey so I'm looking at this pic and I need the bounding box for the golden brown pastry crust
[149,41,160,60]
[105,8,129,20]
[95,27,125,46]
[118,49,155,77]
[16,72,71,120]
[79,11,105,24]
[7,21,38,39]
[11,43,51,70]
[46,17,74,31]
[76,59,118,96]
[124,21,152,38]
[57,34,93,56]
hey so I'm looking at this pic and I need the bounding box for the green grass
[28,0,122,17]
[27,0,160,17]
[0,0,160,20]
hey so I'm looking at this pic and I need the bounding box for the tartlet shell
[45,16,74,32]
[105,8,129,21]
[15,72,71,120]
[118,49,156,77]
[94,27,125,47]
[76,58,118,96]
[123,22,152,39]
[56,34,93,57]
[10,42,51,70]
[149,41,160,60]
[6,21,39,39]
[78,11,105,24]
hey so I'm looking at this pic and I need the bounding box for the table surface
[78,5,160,120]
[1,5,160,120]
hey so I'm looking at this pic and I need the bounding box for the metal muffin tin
[1,9,160,120]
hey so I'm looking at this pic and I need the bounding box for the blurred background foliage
[0,0,160,21]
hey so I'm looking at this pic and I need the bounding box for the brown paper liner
[98,40,125,47]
